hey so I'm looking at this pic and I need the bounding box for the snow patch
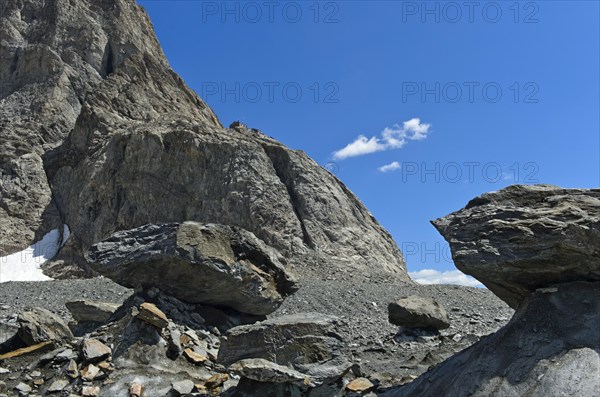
[0,225,70,283]
[409,269,484,288]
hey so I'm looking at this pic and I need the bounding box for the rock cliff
[1,0,408,279]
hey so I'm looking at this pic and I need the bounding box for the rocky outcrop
[388,296,450,330]
[85,222,298,316]
[0,0,173,254]
[383,282,600,397]
[432,184,600,308]
[383,185,600,396]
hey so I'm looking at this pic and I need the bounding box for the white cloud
[408,269,483,288]
[331,135,386,160]
[333,118,431,160]
[378,161,401,173]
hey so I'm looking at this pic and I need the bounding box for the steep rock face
[86,222,298,315]
[0,0,174,254]
[20,0,407,277]
[432,184,600,308]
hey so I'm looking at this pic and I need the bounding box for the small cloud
[378,161,401,173]
[408,269,484,288]
[331,135,386,160]
[333,118,431,160]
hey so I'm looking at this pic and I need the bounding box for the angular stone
[137,302,168,329]
[204,373,229,390]
[388,296,450,330]
[230,359,312,386]
[80,339,112,363]
[80,364,101,381]
[129,383,143,397]
[218,313,343,368]
[65,301,120,323]
[66,360,78,379]
[86,222,298,315]
[432,185,600,308]
[82,386,101,397]
[17,308,73,346]
[14,382,31,394]
[171,380,194,395]
[47,379,69,393]
[183,348,208,365]
[347,378,375,393]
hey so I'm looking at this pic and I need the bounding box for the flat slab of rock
[85,222,298,315]
[388,296,450,330]
[230,358,313,386]
[432,185,600,308]
[17,307,73,346]
[137,302,168,329]
[65,301,120,323]
[218,313,342,368]
[80,339,111,363]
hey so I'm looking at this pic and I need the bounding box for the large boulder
[382,282,600,397]
[17,307,73,346]
[217,313,343,368]
[85,222,298,316]
[432,184,600,308]
[388,296,450,330]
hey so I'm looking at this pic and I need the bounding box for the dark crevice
[100,41,115,78]
[260,144,315,250]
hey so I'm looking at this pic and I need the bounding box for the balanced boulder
[85,222,298,315]
[432,184,600,308]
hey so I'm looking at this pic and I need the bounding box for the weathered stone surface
[85,222,298,315]
[170,379,194,396]
[137,302,168,329]
[80,339,111,363]
[432,185,600,308]
[382,282,600,397]
[218,313,343,368]
[230,358,312,386]
[17,308,73,346]
[347,377,375,393]
[129,383,143,397]
[388,296,450,330]
[2,0,409,282]
[0,0,174,256]
[47,379,69,393]
[65,300,119,323]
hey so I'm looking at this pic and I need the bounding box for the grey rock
[14,382,31,394]
[0,0,170,256]
[65,301,119,323]
[382,282,600,397]
[0,322,18,344]
[80,338,111,363]
[17,307,73,346]
[170,379,195,396]
[218,313,344,369]
[230,358,313,386]
[432,184,600,308]
[85,222,298,315]
[388,296,450,330]
[2,0,409,283]
[47,379,69,393]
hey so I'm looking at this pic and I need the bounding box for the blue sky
[138,0,599,284]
